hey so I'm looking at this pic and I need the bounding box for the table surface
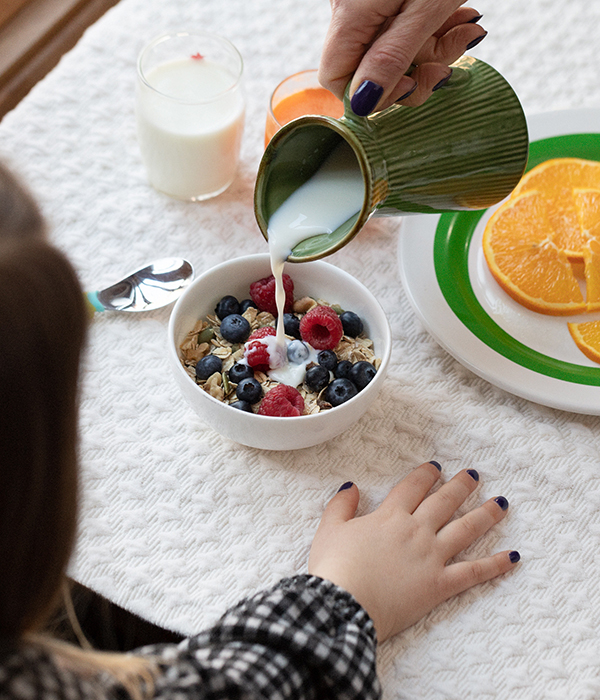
[2,0,600,698]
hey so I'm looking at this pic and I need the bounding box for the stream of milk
[261,139,364,382]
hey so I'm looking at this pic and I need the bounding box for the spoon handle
[85,291,105,314]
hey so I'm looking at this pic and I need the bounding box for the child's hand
[308,462,519,643]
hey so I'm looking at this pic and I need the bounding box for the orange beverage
[265,69,344,147]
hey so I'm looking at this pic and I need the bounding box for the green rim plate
[434,132,600,386]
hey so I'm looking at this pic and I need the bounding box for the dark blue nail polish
[466,469,479,482]
[432,70,453,92]
[467,14,483,23]
[494,496,509,511]
[509,550,520,564]
[395,82,418,103]
[429,460,442,471]
[338,481,354,492]
[350,80,384,116]
[466,32,487,50]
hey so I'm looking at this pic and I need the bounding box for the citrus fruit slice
[482,191,586,315]
[573,187,600,240]
[568,320,600,364]
[512,157,600,199]
[512,158,600,260]
[584,237,600,311]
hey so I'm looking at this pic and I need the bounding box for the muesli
[179,273,380,417]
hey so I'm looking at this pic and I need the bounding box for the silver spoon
[86,258,194,313]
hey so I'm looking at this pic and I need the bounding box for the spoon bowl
[86,258,194,312]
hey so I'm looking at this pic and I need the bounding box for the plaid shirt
[1,575,381,699]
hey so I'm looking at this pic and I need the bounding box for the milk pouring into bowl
[267,140,364,358]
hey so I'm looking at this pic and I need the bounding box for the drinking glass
[264,69,343,148]
[136,31,245,201]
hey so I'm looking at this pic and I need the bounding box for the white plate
[398,108,600,414]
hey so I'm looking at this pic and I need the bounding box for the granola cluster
[179,295,380,415]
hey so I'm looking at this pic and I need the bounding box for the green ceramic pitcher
[254,56,529,262]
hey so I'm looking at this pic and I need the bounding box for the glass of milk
[136,32,245,201]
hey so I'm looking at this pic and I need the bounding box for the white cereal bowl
[167,254,391,450]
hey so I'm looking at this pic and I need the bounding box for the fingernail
[395,82,418,103]
[466,469,479,482]
[509,550,521,564]
[432,70,453,92]
[429,460,442,471]
[338,481,354,492]
[466,32,487,50]
[350,80,384,116]
[467,14,483,23]
[494,496,509,511]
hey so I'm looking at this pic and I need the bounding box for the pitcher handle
[342,57,474,121]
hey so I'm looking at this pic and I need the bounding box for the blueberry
[236,377,263,404]
[348,360,376,390]
[317,350,338,372]
[287,339,310,364]
[283,313,301,339]
[220,314,251,343]
[229,362,254,383]
[215,295,240,320]
[195,354,223,380]
[305,365,330,392]
[340,311,364,337]
[324,378,358,406]
[239,299,256,313]
[334,360,353,379]
[230,400,253,412]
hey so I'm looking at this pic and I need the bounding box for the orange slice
[584,237,600,311]
[482,191,586,315]
[568,320,600,364]
[512,157,600,199]
[573,187,600,240]
[512,158,600,260]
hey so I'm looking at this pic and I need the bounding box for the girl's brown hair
[0,163,157,699]
[0,163,87,640]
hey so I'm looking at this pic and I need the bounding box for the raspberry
[258,384,305,417]
[249,274,294,316]
[244,340,271,371]
[248,326,276,341]
[299,305,344,350]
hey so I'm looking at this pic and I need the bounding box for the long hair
[0,163,155,698]
[0,163,86,639]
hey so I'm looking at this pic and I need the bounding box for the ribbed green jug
[254,56,529,262]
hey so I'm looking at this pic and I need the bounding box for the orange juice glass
[264,69,344,147]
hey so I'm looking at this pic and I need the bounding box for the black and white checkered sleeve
[143,574,381,700]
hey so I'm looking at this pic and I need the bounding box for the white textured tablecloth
[2,0,600,697]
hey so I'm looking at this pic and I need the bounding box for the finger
[414,22,487,66]
[317,481,360,530]
[413,468,480,529]
[442,550,521,598]
[379,461,442,514]
[347,0,471,113]
[361,19,487,111]
[437,496,510,559]
[387,62,452,108]
[433,7,482,36]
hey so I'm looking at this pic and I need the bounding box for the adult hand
[308,462,519,643]
[319,0,487,115]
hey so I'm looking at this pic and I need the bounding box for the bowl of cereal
[167,254,391,450]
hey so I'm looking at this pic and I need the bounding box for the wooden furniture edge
[0,0,120,121]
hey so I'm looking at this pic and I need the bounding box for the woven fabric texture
[1,0,600,697]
